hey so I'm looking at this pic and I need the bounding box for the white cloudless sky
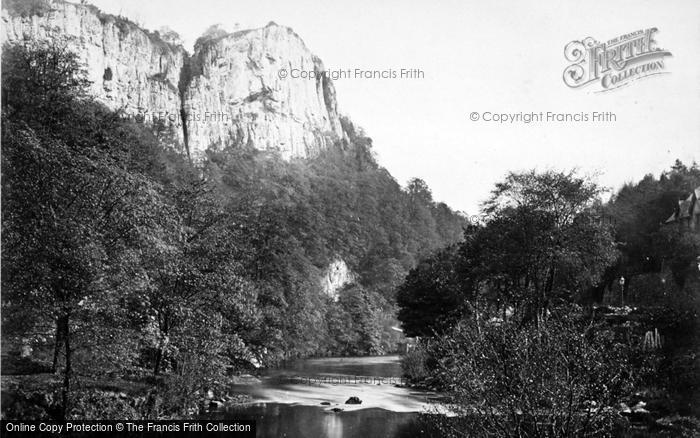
[91,0,700,213]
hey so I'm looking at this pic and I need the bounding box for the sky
[90,0,700,214]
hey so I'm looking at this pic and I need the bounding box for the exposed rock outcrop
[1,0,187,148]
[321,259,355,301]
[183,23,344,159]
[1,1,346,159]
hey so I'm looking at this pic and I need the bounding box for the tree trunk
[153,313,169,376]
[52,316,65,373]
[153,348,162,377]
[60,311,71,421]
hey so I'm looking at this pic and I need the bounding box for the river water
[216,355,441,438]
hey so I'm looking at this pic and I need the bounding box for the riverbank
[0,372,253,420]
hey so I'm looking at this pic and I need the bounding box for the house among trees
[665,186,700,231]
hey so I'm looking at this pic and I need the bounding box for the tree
[2,42,90,133]
[397,245,470,337]
[333,285,383,355]
[602,161,700,295]
[474,170,617,323]
[397,170,617,335]
[1,118,166,419]
[406,177,433,206]
[2,43,170,419]
[139,173,264,379]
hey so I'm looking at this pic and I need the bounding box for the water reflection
[219,356,442,438]
[224,403,438,438]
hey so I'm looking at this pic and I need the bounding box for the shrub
[429,312,636,437]
[401,342,429,383]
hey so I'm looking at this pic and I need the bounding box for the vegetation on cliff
[1,42,464,419]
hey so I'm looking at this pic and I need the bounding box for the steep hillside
[1,0,467,364]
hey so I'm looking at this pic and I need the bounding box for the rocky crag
[1,0,345,159]
[1,0,356,293]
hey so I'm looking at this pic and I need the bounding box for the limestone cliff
[1,1,345,159]
[321,259,356,301]
[1,0,187,147]
[183,23,344,159]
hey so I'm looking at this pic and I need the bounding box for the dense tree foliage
[398,170,617,335]
[398,164,700,436]
[599,162,700,416]
[598,161,700,299]
[1,43,464,418]
[396,245,469,337]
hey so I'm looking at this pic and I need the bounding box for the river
[215,355,442,438]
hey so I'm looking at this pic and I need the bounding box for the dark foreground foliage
[398,165,700,437]
[426,313,637,438]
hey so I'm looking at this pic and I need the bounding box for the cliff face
[183,23,344,159]
[2,1,354,300]
[1,1,345,159]
[320,259,356,301]
[1,1,187,147]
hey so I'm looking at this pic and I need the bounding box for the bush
[401,342,430,383]
[428,313,636,438]
[69,390,143,420]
